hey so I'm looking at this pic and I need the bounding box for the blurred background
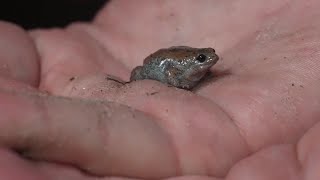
[0,0,109,29]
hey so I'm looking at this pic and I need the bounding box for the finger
[165,176,222,180]
[38,161,142,180]
[225,121,320,180]
[64,75,250,178]
[226,144,301,180]
[298,122,320,179]
[0,147,137,180]
[0,21,40,86]
[0,148,45,180]
[0,88,177,179]
[29,24,130,94]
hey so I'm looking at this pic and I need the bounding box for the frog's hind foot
[130,66,144,81]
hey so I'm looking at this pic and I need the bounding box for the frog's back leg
[130,66,144,81]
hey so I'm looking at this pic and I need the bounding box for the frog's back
[143,49,167,65]
[143,46,198,64]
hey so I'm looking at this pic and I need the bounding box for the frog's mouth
[201,61,215,68]
[187,56,218,81]
[198,58,216,70]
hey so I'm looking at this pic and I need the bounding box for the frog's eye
[196,54,207,63]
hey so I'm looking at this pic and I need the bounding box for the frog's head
[170,47,219,83]
[144,46,219,89]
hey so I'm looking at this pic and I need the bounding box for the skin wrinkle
[0,148,46,180]
[193,90,253,160]
[22,94,51,155]
[297,122,320,170]
[29,28,69,92]
[292,143,303,175]
[197,76,262,146]
[0,22,40,86]
[16,91,75,153]
[212,99,252,154]
[149,89,246,176]
[27,31,44,89]
[30,28,109,93]
[208,111,250,176]
[138,102,183,177]
[157,110,194,176]
[66,23,131,80]
[101,86,184,176]
[295,152,304,179]
[73,101,111,174]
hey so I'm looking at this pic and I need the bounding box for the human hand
[1,0,320,179]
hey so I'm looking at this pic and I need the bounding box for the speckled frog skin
[130,46,219,89]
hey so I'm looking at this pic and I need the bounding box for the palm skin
[0,0,319,179]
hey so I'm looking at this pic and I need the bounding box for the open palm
[0,0,319,179]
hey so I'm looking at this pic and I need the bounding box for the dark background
[0,0,109,29]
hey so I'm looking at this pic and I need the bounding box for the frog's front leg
[164,66,185,88]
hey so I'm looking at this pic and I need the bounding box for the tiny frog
[130,46,219,89]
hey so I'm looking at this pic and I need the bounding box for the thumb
[0,88,177,179]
